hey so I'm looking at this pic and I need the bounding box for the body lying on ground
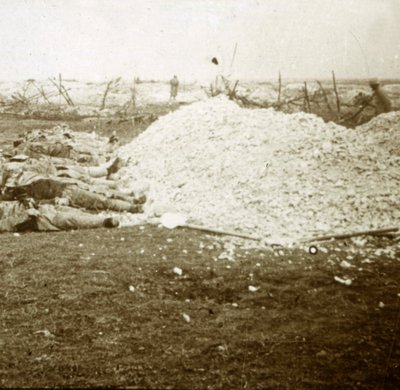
[1,157,145,213]
[0,200,119,232]
[0,126,147,232]
[1,171,144,213]
[2,155,125,188]
[10,125,117,165]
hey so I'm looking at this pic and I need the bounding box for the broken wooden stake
[277,71,282,107]
[332,70,341,117]
[304,81,311,112]
[301,227,399,243]
[49,77,74,106]
[100,80,114,111]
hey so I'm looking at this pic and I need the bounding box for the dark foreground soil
[0,225,399,389]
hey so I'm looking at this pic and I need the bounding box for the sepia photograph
[0,0,399,388]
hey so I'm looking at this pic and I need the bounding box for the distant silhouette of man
[170,75,179,100]
[369,78,392,115]
[209,56,230,96]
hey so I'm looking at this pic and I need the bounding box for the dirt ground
[0,110,399,389]
[0,100,184,146]
[0,226,399,389]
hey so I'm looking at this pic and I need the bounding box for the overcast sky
[0,0,399,81]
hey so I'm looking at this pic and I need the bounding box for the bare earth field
[0,82,399,388]
[0,226,399,389]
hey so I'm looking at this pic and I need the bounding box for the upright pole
[332,70,341,117]
[277,71,282,108]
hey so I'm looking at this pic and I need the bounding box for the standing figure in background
[209,56,231,96]
[170,75,179,100]
[369,78,392,115]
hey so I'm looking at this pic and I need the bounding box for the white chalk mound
[118,96,400,245]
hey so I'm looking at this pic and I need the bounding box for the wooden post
[57,74,74,106]
[228,80,239,100]
[60,85,74,106]
[59,74,62,105]
[100,80,113,111]
[49,77,74,106]
[40,87,51,104]
[35,84,51,104]
[277,71,282,108]
[332,70,341,117]
[304,81,311,112]
[30,81,51,104]
[130,77,137,112]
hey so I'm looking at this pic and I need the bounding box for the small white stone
[248,285,259,292]
[173,267,183,276]
[361,258,372,263]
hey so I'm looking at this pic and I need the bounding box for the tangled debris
[118,96,400,245]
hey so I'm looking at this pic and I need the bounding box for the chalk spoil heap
[118,96,400,245]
